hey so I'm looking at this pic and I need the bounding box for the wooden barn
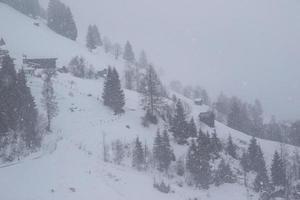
[23,58,57,69]
[199,111,215,128]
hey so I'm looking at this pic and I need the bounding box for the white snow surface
[0,3,296,200]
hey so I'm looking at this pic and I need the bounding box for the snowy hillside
[0,2,298,200]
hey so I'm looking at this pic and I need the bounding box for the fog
[41,0,300,120]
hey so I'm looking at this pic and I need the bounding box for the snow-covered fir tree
[132,137,145,171]
[86,25,102,51]
[226,135,237,159]
[47,0,78,40]
[271,150,286,187]
[140,65,164,124]
[170,100,189,145]
[153,129,175,172]
[102,67,125,114]
[123,41,135,63]
[41,71,58,132]
[186,131,211,189]
[112,139,125,165]
[187,117,197,138]
[16,69,39,148]
[210,131,222,159]
[214,159,235,186]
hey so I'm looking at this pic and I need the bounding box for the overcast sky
[41,0,300,120]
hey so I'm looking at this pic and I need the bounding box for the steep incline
[0,3,296,200]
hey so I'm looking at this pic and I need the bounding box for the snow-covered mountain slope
[0,3,297,200]
[0,3,122,70]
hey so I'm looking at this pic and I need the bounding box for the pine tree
[247,137,260,171]
[271,151,286,187]
[186,140,198,181]
[23,0,41,18]
[16,69,39,148]
[41,72,58,132]
[47,0,77,40]
[86,25,97,51]
[187,117,197,138]
[86,25,102,51]
[102,67,125,114]
[1,0,41,18]
[186,132,212,189]
[196,132,212,189]
[227,99,243,131]
[112,140,125,165]
[171,100,188,145]
[140,65,164,122]
[124,65,135,90]
[226,135,237,159]
[123,41,135,63]
[253,151,269,192]
[0,55,19,131]
[153,129,175,172]
[92,25,102,46]
[138,50,148,69]
[102,67,113,107]
[153,129,163,171]
[240,151,250,172]
[214,159,235,186]
[161,130,175,171]
[132,137,145,170]
[249,100,264,137]
[112,43,122,60]
[210,131,222,159]
[110,68,125,114]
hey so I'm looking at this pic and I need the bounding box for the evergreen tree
[171,100,188,145]
[86,25,102,51]
[86,25,97,51]
[249,99,264,137]
[240,151,250,172]
[214,159,235,186]
[253,151,269,192]
[41,72,58,132]
[23,0,41,18]
[140,65,164,122]
[0,55,19,132]
[271,151,286,187]
[92,25,102,46]
[102,67,125,114]
[161,130,175,171]
[186,132,212,189]
[123,41,135,63]
[112,43,122,60]
[153,129,174,172]
[187,117,197,138]
[1,0,41,18]
[124,64,135,90]
[110,68,125,114]
[138,50,148,69]
[226,135,237,159]
[47,0,77,40]
[227,98,243,131]
[210,131,222,159]
[186,140,199,182]
[153,130,163,171]
[227,97,252,134]
[102,67,113,107]
[16,69,39,148]
[247,137,260,171]
[132,137,145,170]
[112,139,125,165]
